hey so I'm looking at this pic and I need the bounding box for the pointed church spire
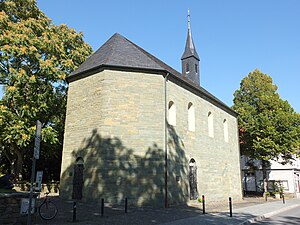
[181,10,199,61]
[181,10,200,86]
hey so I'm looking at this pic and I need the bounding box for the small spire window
[195,64,198,73]
[185,63,190,73]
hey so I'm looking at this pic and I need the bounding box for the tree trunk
[262,160,268,201]
[11,144,23,180]
[3,148,13,172]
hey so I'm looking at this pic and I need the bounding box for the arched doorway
[72,157,84,200]
[189,158,198,200]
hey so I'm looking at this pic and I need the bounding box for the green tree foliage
[233,69,300,198]
[0,0,93,180]
[233,69,300,162]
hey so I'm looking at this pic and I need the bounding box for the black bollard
[125,197,128,213]
[72,201,77,222]
[202,195,205,214]
[282,194,285,204]
[101,198,104,216]
[229,197,232,217]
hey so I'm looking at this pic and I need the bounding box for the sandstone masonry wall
[166,79,242,203]
[60,70,165,206]
[60,69,242,206]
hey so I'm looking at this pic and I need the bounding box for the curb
[239,204,300,225]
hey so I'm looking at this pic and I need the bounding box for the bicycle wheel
[38,200,58,220]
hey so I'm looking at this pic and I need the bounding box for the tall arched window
[208,112,214,137]
[223,119,229,142]
[168,101,176,126]
[188,102,195,131]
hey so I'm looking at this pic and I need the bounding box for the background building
[241,156,300,197]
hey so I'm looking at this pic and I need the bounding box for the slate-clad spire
[181,10,200,86]
[181,10,199,60]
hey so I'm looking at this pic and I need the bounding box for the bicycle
[37,192,58,220]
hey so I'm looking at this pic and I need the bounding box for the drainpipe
[164,72,170,208]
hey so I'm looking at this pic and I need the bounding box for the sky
[2,0,300,112]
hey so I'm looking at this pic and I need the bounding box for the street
[254,205,300,224]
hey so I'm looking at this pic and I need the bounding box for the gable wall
[60,70,166,206]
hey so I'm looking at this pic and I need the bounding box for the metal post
[72,201,77,222]
[264,193,268,202]
[125,197,128,213]
[26,157,36,225]
[282,193,285,204]
[101,198,104,216]
[202,195,205,214]
[229,197,232,217]
[27,120,41,225]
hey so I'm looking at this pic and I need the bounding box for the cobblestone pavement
[29,195,296,225]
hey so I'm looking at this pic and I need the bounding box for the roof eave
[67,64,237,117]
[66,64,167,83]
[181,54,200,61]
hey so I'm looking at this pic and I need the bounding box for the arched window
[223,119,229,142]
[185,63,190,73]
[168,101,176,126]
[208,112,214,137]
[195,64,198,73]
[188,102,195,131]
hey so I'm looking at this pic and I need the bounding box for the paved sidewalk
[31,196,300,225]
[162,198,300,225]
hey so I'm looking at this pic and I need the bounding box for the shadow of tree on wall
[167,123,190,203]
[60,127,189,207]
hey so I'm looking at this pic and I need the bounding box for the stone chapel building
[60,15,243,207]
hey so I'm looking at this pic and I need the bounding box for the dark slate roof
[68,33,236,117]
[181,29,199,60]
[70,33,166,76]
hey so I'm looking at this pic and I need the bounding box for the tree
[0,0,93,179]
[232,69,300,199]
